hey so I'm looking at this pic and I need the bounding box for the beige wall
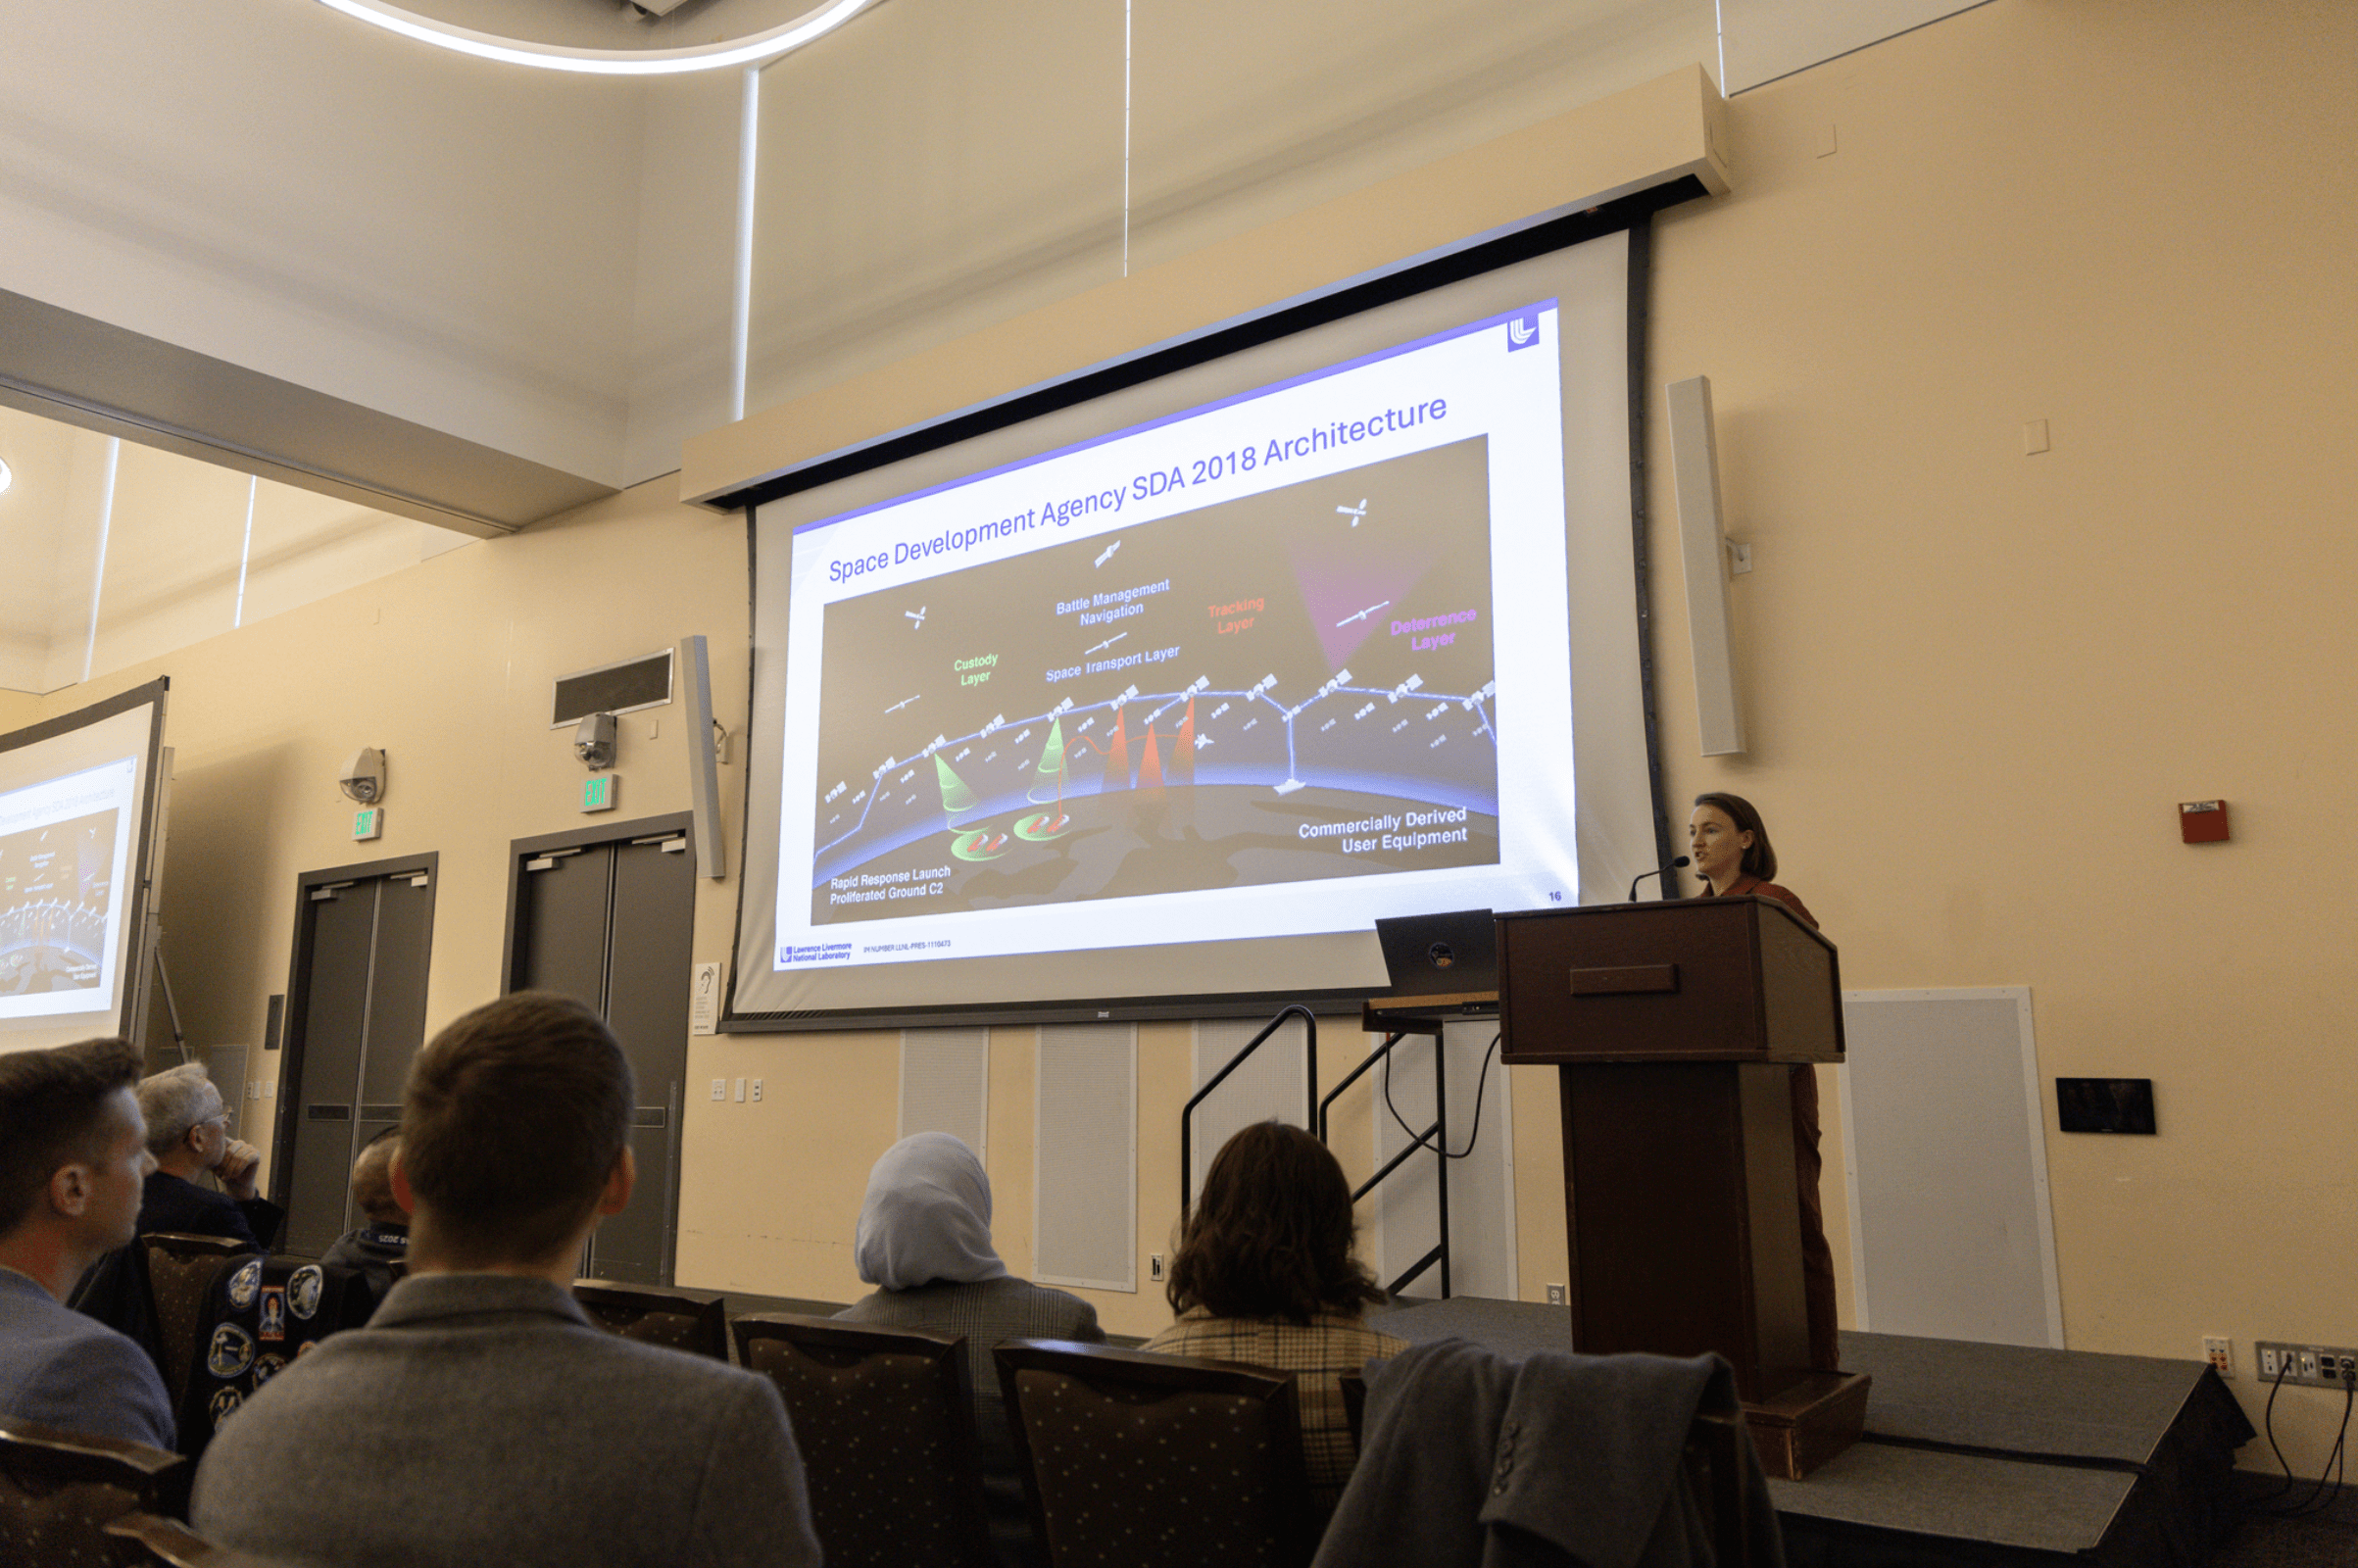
[36,0,2351,1471]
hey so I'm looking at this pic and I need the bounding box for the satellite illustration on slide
[0,808,118,995]
[811,438,1499,923]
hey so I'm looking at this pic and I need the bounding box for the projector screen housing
[726,216,1669,1030]
[0,680,172,1054]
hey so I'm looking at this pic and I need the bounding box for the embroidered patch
[225,1259,263,1310]
[287,1264,325,1321]
[259,1288,286,1342]
[207,1323,256,1380]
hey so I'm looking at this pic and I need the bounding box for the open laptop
[1373,908,1498,997]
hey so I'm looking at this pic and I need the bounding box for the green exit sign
[351,808,382,841]
[581,775,616,813]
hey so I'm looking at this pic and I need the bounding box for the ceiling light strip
[312,0,878,76]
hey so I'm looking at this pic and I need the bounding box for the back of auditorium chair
[569,1280,730,1360]
[174,1257,371,1461]
[994,1339,1317,1568]
[105,1511,299,1568]
[142,1236,257,1409]
[0,1415,192,1568]
[732,1314,997,1568]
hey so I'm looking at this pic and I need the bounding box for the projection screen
[731,224,1662,1027]
[0,680,171,1054]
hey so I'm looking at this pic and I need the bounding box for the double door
[505,816,695,1286]
[273,858,436,1255]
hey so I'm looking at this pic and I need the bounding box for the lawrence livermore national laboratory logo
[1506,311,1542,351]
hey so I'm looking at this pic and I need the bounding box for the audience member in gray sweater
[0,1037,173,1449]
[192,993,821,1568]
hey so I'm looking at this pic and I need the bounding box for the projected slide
[775,299,1576,972]
[810,438,1498,923]
[0,760,136,1015]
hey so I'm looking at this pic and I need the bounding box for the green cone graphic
[1027,718,1068,805]
[935,755,979,821]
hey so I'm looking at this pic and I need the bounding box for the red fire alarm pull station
[2179,801,2230,844]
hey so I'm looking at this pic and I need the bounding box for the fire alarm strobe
[2179,801,2230,844]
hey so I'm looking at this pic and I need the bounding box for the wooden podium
[1498,897,1869,1478]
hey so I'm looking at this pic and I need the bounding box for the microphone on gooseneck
[1628,856,1692,902]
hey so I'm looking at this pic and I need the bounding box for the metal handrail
[1179,1004,1319,1211]
[1316,1029,1451,1299]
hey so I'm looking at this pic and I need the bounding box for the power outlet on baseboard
[1546,1283,1567,1306]
[2256,1341,2358,1388]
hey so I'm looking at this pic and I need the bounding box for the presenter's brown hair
[1693,791,1777,882]
[1166,1121,1383,1324]
[399,992,632,1263]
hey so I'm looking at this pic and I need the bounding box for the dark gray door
[508,823,692,1285]
[276,862,436,1256]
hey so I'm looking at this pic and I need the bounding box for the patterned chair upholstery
[994,1339,1316,1568]
[142,1237,258,1410]
[105,1512,296,1567]
[0,1415,192,1568]
[175,1257,373,1462]
[569,1282,729,1361]
[732,1314,995,1568]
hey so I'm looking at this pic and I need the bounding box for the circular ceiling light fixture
[313,0,879,75]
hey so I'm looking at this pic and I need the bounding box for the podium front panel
[1498,899,1840,1063]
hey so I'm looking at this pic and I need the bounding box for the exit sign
[351,808,382,841]
[582,775,616,813]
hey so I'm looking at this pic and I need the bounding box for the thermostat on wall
[2179,800,2229,843]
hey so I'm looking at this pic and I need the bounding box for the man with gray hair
[135,1062,282,1250]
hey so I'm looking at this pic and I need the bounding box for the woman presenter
[1688,791,1841,1373]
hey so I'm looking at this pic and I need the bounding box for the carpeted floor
[2211,1480,2358,1568]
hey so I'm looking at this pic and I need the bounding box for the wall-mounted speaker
[679,634,725,880]
[1666,375,1745,757]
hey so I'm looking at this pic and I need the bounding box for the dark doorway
[503,813,695,1285]
[270,856,437,1256]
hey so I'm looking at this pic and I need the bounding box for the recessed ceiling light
[313,0,878,75]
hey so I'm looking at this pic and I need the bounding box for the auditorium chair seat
[569,1280,730,1360]
[732,1314,996,1568]
[0,1414,192,1568]
[994,1339,1317,1568]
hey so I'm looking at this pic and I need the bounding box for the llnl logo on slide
[1506,312,1542,351]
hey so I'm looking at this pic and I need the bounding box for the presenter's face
[1688,805,1752,891]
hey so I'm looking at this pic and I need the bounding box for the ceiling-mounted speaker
[1666,375,1746,757]
[679,635,725,880]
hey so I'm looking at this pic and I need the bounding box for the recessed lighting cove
[313,0,878,75]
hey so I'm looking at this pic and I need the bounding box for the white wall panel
[1034,1023,1137,1292]
[1369,1020,1515,1300]
[899,1026,990,1160]
[1188,1016,1310,1207]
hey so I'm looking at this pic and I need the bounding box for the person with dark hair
[1144,1121,1405,1514]
[0,1038,174,1447]
[191,993,821,1568]
[837,1132,1102,1565]
[135,1061,283,1250]
[1690,791,1839,1371]
[318,1128,407,1309]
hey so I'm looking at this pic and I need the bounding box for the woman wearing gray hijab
[836,1133,1101,1565]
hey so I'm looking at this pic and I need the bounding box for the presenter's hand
[220,1139,262,1200]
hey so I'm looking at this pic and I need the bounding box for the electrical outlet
[2202,1337,2233,1378]
[1546,1284,1567,1306]
[750,1078,762,1102]
[711,1078,727,1101]
[1150,1253,1165,1282]
[2256,1340,2358,1388]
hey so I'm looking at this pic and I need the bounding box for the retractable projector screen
[730,226,1661,1028]
[0,680,171,1054]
